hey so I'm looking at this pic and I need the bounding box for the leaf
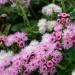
[70,9,75,20]
[3,24,11,35]
[11,23,24,32]
[0,31,3,35]
[56,64,66,70]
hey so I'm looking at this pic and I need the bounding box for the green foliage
[57,48,75,75]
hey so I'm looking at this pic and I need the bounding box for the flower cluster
[0,0,8,4]
[0,38,62,75]
[0,12,75,75]
[0,32,28,48]
[54,13,75,49]
[42,4,62,16]
[38,12,75,50]
[37,19,56,34]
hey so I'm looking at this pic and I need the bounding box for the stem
[29,5,37,19]
[52,0,55,3]
[61,0,65,12]
[56,64,65,70]
[20,6,31,28]
[16,0,31,29]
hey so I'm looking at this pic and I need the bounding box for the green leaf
[11,23,24,32]
[3,24,11,35]
[70,9,75,20]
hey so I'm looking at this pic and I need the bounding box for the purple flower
[0,0,8,4]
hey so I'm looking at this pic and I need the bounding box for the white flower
[42,3,62,16]
[37,18,57,33]
[47,21,56,32]
[53,4,62,13]
[29,40,39,46]
[11,3,16,7]
[48,4,62,12]
[42,5,53,15]
[0,50,13,64]
[38,27,46,34]
[72,70,75,75]
[37,18,47,34]
[1,14,7,17]
[37,18,47,27]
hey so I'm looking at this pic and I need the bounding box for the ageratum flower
[37,18,47,34]
[0,32,28,48]
[42,3,62,16]
[0,0,8,4]
[37,19,56,34]
[0,13,75,75]
[72,70,75,75]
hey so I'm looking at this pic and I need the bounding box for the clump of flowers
[37,19,56,34]
[0,38,63,75]
[0,4,75,74]
[0,32,28,48]
[38,12,75,50]
[42,3,62,16]
[55,13,75,49]
[37,18,47,34]
[0,0,8,4]
[0,12,75,75]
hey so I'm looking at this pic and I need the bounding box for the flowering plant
[0,0,75,75]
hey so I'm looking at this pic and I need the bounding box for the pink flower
[57,13,71,25]
[10,69,18,75]
[40,65,47,73]
[56,41,62,50]
[51,57,59,64]
[6,67,18,75]
[49,34,56,43]
[14,32,28,41]
[55,31,62,40]
[0,0,8,4]
[0,35,7,42]
[66,18,71,24]
[18,41,25,48]
[23,70,29,75]
[71,35,75,43]
[58,13,70,18]
[0,64,4,72]
[28,60,39,71]
[61,18,66,24]
[4,35,15,47]
[47,60,54,68]
[63,39,73,49]
[2,58,11,66]
[50,66,57,75]
[63,29,72,38]
[12,59,22,69]
[54,25,62,31]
